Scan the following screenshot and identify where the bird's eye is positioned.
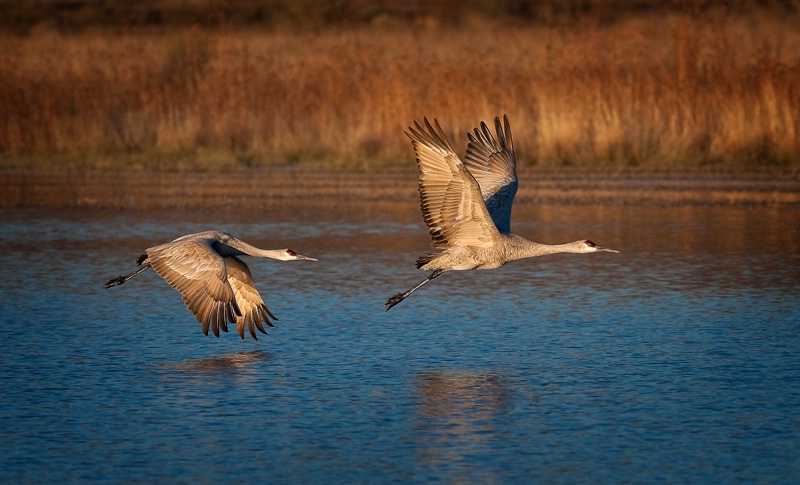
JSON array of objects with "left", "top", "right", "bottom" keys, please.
[
  {"left": 287, "top": 249, "right": 297, "bottom": 256},
  {"left": 585, "top": 240, "right": 596, "bottom": 247}
]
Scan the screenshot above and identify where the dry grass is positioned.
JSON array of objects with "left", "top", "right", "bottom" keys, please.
[{"left": 1, "top": 7, "right": 799, "bottom": 169}]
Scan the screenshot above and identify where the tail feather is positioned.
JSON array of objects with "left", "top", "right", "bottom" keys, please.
[{"left": 415, "top": 253, "right": 437, "bottom": 269}]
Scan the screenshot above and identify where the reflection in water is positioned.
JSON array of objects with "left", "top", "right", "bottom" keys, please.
[
  {"left": 166, "top": 351, "right": 270, "bottom": 384},
  {"left": 414, "top": 370, "right": 512, "bottom": 469}
]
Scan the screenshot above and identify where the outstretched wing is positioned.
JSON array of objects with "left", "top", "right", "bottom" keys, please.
[
  {"left": 406, "top": 117, "right": 500, "bottom": 250},
  {"left": 146, "top": 237, "right": 240, "bottom": 337},
  {"left": 462, "top": 115, "right": 518, "bottom": 234},
  {"left": 224, "top": 256, "right": 277, "bottom": 340}
]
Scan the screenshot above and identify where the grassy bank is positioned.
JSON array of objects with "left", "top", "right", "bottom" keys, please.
[
  {"left": 1, "top": 3, "right": 799, "bottom": 170},
  {"left": 2, "top": 168, "right": 797, "bottom": 210}
]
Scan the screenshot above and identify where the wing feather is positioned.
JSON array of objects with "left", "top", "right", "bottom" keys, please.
[
  {"left": 146, "top": 237, "right": 241, "bottom": 336},
  {"left": 225, "top": 256, "right": 276, "bottom": 341},
  {"left": 406, "top": 117, "right": 499, "bottom": 249},
  {"left": 462, "top": 115, "right": 518, "bottom": 234}
]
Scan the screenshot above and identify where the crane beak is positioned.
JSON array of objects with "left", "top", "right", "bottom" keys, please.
[
  {"left": 295, "top": 254, "right": 318, "bottom": 261},
  {"left": 596, "top": 246, "right": 619, "bottom": 253}
]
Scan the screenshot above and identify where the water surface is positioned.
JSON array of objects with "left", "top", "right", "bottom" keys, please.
[{"left": 1, "top": 202, "right": 798, "bottom": 483}]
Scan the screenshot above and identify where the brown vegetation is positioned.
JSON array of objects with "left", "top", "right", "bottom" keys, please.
[{"left": 1, "top": 2, "right": 799, "bottom": 169}]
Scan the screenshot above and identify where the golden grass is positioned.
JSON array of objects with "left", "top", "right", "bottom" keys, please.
[{"left": 1, "top": 8, "right": 799, "bottom": 169}]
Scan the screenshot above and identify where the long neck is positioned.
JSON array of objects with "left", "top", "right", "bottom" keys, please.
[
  {"left": 505, "top": 235, "right": 585, "bottom": 261},
  {"left": 216, "top": 238, "right": 287, "bottom": 259}
]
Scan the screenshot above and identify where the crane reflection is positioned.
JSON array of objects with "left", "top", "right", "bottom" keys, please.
[{"left": 413, "top": 369, "right": 512, "bottom": 468}]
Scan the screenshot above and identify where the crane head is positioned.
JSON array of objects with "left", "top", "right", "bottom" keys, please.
[
  {"left": 283, "top": 249, "right": 318, "bottom": 261},
  {"left": 583, "top": 240, "right": 619, "bottom": 253}
]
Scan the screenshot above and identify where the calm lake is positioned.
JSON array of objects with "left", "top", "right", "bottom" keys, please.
[{"left": 1, "top": 199, "right": 798, "bottom": 483}]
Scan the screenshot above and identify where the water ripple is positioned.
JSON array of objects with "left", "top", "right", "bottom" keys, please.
[{"left": 0, "top": 205, "right": 798, "bottom": 483}]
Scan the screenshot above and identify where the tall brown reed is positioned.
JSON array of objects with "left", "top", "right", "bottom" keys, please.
[{"left": 1, "top": 10, "right": 798, "bottom": 169}]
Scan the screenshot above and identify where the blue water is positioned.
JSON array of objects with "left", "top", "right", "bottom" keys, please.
[{"left": 1, "top": 204, "right": 798, "bottom": 484}]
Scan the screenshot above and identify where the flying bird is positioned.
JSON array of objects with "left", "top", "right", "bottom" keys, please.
[
  {"left": 385, "top": 115, "right": 618, "bottom": 311},
  {"left": 105, "top": 230, "right": 317, "bottom": 339}
]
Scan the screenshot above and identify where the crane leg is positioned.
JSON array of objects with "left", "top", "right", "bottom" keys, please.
[
  {"left": 385, "top": 269, "right": 444, "bottom": 311},
  {"left": 104, "top": 263, "right": 152, "bottom": 288}
]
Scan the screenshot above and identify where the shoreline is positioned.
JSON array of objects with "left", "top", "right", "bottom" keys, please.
[{"left": 1, "top": 167, "right": 797, "bottom": 210}]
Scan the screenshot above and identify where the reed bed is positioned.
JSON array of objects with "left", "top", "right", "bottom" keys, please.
[{"left": 1, "top": 9, "right": 799, "bottom": 169}]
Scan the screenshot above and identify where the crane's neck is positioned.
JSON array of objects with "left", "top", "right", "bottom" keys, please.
[
  {"left": 215, "top": 240, "right": 287, "bottom": 260},
  {"left": 504, "top": 235, "right": 587, "bottom": 261}
]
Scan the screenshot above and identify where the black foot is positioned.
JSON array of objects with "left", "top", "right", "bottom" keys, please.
[
  {"left": 385, "top": 293, "right": 406, "bottom": 311},
  {"left": 104, "top": 276, "right": 126, "bottom": 288}
]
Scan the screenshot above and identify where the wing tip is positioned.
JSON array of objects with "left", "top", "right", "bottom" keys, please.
[{"left": 405, "top": 116, "right": 455, "bottom": 153}]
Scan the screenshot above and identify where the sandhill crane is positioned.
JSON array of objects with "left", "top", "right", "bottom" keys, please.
[
  {"left": 105, "top": 230, "right": 317, "bottom": 340},
  {"left": 385, "top": 115, "right": 618, "bottom": 311}
]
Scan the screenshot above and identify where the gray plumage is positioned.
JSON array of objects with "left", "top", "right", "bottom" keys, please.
[
  {"left": 105, "top": 230, "right": 317, "bottom": 340},
  {"left": 385, "top": 115, "right": 618, "bottom": 311}
]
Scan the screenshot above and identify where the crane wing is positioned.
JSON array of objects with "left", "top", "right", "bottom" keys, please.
[
  {"left": 406, "top": 117, "right": 500, "bottom": 250},
  {"left": 146, "top": 237, "right": 240, "bottom": 337},
  {"left": 224, "top": 256, "right": 277, "bottom": 340},
  {"left": 462, "top": 115, "right": 518, "bottom": 234}
]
